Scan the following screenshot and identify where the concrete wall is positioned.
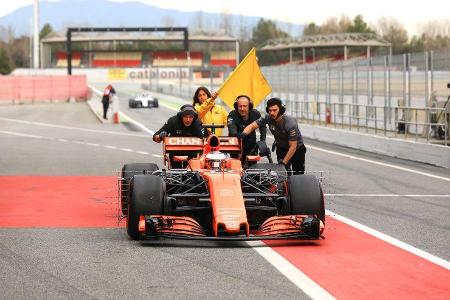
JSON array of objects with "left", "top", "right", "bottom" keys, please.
[{"left": 302, "top": 124, "right": 450, "bottom": 168}]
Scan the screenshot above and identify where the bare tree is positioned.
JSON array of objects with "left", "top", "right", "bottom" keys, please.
[
  {"left": 377, "top": 17, "right": 408, "bottom": 54},
  {"left": 219, "top": 11, "right": 232, "bottom": 35},
  {"left": 190, "top": 11, "right": 205, "bottom": 34},
  {"left": 417, "top": 20, "right": 450, "bottom": 50}
]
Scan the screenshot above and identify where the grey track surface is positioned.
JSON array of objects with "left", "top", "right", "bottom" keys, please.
[
  {"left": 1, "top": 85, "right": 449, "bottom": 298},
  {"left": 0, "top": 101, "right": 310, "bottom": 299},
  {"left": 0, "top": 229, "right": 303, "bottom": 299}
]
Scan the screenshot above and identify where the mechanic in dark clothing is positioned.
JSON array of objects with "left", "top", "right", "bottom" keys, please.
[
  {"left": 227, "top": 95, "right": 267, "bottom": 162},
  {"left": 102, "top": 84, "right": 116, "bottom": 120},
  {"left": 153, "top": 104, "right": 206, "bottom": 168},
  {"left": 153, "top": 104, "right": 206, "bottom": 142},
  {"left": 242, "top": 98, "right": 307, "bottom": 174}
]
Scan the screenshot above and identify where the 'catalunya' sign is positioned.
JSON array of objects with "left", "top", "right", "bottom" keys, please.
[{"left": 108, "top": 68, "right": 188, "bottom": 80}]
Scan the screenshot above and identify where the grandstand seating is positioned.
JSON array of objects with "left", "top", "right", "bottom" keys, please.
[
  {"left": 56, "top": 52, "right": 82, "bottom": 67},
  {"left": 92, "top": 52, "right": 142, "bottom": 67},
  {"left": 152, "top": 51, "right": 203, "bottom": 67},
  {"left": 210, "top": 51, "right": 236, "bottom": 67}
]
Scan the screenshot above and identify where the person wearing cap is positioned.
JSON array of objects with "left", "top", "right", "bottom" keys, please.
[
  {"left": 227, "top": 95, "right": 267, "bottom": 163},
  {"left": 192, "top": 86, "right": 228, "bottom": 136},
  {"left": 153, "top": 104, "right": 206, "bottom": 143},
  {"left": 242, "top": 97, "right": 307, "bottom": 174}
]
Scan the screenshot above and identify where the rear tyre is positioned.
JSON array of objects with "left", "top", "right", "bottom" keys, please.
[
  {"left": 153, "top": 99, "right": 159, "bottom": 108},
  {"left": 127, "top": 175, "right": 165, "bottom": 240},
  {"left": 288, "top": 174, "right": 325, "bottom": 223},
  {"left": 128, "top": 99, "right": 135, "bottom": 108},
  {"left": 121, "top": 163, "right": 159, "bottom": 215}
]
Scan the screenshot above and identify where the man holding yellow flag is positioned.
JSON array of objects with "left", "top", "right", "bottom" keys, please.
[
  {"left": 218, "top": 47, "right": 272, "bottom": 161},
  {"left": 217, "top": 47, "right": 272, "bottom": 110}
]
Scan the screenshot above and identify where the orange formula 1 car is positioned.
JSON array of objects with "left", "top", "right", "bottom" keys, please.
[{"left": 120, "top": 131, "right": 325, "bottom": 241}]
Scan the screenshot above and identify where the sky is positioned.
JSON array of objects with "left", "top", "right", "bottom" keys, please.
[{"left": 1, "top": 0, "right": 449, "bottom": 36}]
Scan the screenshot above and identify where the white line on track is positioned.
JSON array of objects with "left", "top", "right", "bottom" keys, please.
[
  {"left": 104, "top": 145, "right": 117, "bottom": 149},
  {"left": 0, "top": 130, "right": 152, "bottom": 156},
  {"left": 0, "top": 130, "right": 43, "bottom": 139},
  {"left": 326, "top": 193, "right": 450, "bottom": 198},
  {"left": 307, "top": 144, "right": 450, "bottom": 182},
  {"left": 0, "top": 117, "right": 149, "bottom": 137},
  {"left": 326, "top": 209, "right": 450, "bottom": 270},
  {"left": 246, "top": 241, "right": 335, "bottom": 299},
  {"left": 118, "top": 112, "right": 155, "bottom": 135}
]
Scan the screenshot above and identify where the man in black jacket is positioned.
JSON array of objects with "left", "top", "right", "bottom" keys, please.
[
  {"left": 227, "top": 95, "right": 267, "bottom": 162},
  {"left": 242, "top": 97, "right": 307, "bottom": 174},
  {"left": 153, "top": 104, "right": 206, "bottom": 168},
  {"left": 153, "top": 104, "right": 205, "bottom": 142}
]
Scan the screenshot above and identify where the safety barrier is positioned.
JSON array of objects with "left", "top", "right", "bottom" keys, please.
[{"left": 0, "top": 75, "right": 88, "bottom": 103}]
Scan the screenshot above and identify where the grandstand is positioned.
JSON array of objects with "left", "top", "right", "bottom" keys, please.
[
  {"left": 55, "top": 51, "right": 82, "bottom": 67},
  {"left": 152, "top": 51, "right": 203, "bottom": 67},
  {"left": 258, "top": 33, "right": 391, "bottom": 65},
  {"left": 41, "top": 30, "right": 238, "bottom": 69}
]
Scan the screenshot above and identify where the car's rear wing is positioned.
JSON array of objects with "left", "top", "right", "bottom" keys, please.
[{"left": 163, "top": 136, "right": 241, "bottom": 154}]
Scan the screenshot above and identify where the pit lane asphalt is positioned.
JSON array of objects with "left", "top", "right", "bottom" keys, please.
[
  {"left": 0, "top": 102, "right": 311, "bottom": 299},
  {"left": 0, "top": 90, "right": 449, "bottom": 298}
]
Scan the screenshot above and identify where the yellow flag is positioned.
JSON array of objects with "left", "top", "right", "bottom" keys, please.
[{"left": 218, "top": 48, "right": 272, "bottom": 109}]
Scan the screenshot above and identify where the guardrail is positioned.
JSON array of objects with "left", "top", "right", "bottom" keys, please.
[{"left": 291, "top": 101, "right": 448, "bottom": 145}]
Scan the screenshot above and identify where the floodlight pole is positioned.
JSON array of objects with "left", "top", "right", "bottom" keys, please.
[{"left": 33, "top": 0, "right": 40, "bottom": 69}]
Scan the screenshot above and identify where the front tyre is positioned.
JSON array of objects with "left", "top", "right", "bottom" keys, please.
[
  {"left": 121, "top": 163, "right": 159, "bottom": 215},
  {"left": 288, "top": 174, "right": 325, "bottom": 223},
  {"left": 127, "top": 175, "right": 165, "bottom": 240}
]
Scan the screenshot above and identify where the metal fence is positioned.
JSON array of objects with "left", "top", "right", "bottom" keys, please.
[{"left": 144, "top": 50, "right": 450, "bottom": 146}]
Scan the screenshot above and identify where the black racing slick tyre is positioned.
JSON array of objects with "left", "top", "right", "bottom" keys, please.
[
  {"left": 120, "top": 163, "right": 159, "bottom": 215},
  {"left": 288, "top": 174, "right": 325, "bottom": 223},
  {"left": 127, "top": 175, "right": 165, "bottom": 240},
  {"left": 153, "top": 99, "right": 159, "bottom": 108}
]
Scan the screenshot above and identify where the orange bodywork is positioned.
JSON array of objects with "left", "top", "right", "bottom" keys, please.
[
  {"left": 137, "top": 135, "right": 323, "bottom": 240},
  {"left": 201, "top": 172, "right": 249, "bottom": 236}
]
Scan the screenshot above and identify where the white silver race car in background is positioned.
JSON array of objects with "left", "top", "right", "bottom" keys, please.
[{"left": 129, "top": 93, "right": 159, "bottom": 108}]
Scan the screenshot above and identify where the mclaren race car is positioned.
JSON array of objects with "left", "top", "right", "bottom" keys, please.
[
  {"left": 128, "top": 92, "right": 159, "bottom": 108},
  {"left": 120, "top": 126, "right": 325, "bottom": 241}
]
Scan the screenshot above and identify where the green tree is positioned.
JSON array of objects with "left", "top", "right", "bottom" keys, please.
[
  {"left": 0, "top": 46, "right": 11, "bottom": 74},
  {"left": 39, "top": 23, "right": 53, "bottom": 40},
  {"left": 406, "top": 35, "right": 425, "bottom": 52},
  {"left": 347, "top": 15, "right": 375, "bottom": 34},
  {"left": 251, "top": 19, "right": 290, "bottom": 65},
  {"left": 303, "top": 22, "right": 321, "bottom": 36},
  {"left": 251, "top": 19, "right": 289, "bottom": 46}
]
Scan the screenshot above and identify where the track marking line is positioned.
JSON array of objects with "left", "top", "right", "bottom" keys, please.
[
  {"left": 326, "top": 193, "right": 450, "bottom": 198},
  {"left": 326, "top": 210, "right": 450, "bottom": 270},
  {"left": 246, "top": 241, "right": 335, "bottom": 299},
  {"left": 136, "top": 151, "right": 150, "bottom": 155},
  {"left": 308, "top": 144, "right": 450, "bottom": 182},
  {"left": 118, "top": 112, "right": 154, "bottom": 135},
  {"left": 0, "top": 130, "right": 157, "bottom": 157},
  {"left": 0, "top": 130, "right": 43, "bottom": 139},
  {"left": 0, "top": 117, "right": 148, "bottom": 137}
]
